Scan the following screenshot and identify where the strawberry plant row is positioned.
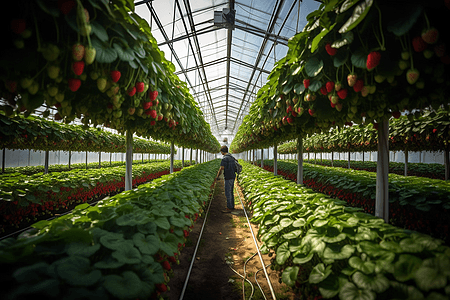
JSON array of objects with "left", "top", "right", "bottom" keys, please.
[
  {"left": 0, "top": 114, "right": 171, "bottom": 154},
  {"left": 302, "top": 159, "right": 445, "bottom": 180},
  {"left": 262, "top": 160, "right": 450, "bottom": 243},
  {"left": 277, "top": 110, "right": 450, "bottom": 156},
  {"left": 1, "top": 159, "right": 174, "bottom": 176},
  {"left": 0, "top": 161, "right": 186, "bottom": 234},
  {"left": 238, "top": 161, "right": 450, "bottom": 300},
  {"left": 0, "top": 160, "right": 219, "bottom": 299}
]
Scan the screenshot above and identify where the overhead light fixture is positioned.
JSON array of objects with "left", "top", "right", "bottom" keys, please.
[{"left": 214, "top": 8, "right": 235, "bottom": 29}]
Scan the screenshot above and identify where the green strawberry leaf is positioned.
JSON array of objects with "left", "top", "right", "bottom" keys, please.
[
  {"left": 309, "top": 263, "right": 332, "bottom": 284},
  {"left": 281, "top": 266, "right": 300, "bottom": 287},
  {"left": 339, "top": 0, "right": 374, "bottom": 33},
  {"left": 352, "top": 272, "right": 389, "bottom": 293},
  {"left": 305, "top": 57, "right": 324, "bottom": 77},
  {"left": 103, "top": 271, "right": 142, "bottom": 299},
  {"left": 339, "top": 282, "right": 376, "bottom": 300}
]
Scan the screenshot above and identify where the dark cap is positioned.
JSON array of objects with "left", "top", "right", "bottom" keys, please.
[{"left": 220, "top": 145, "right": 228, "bottom": 153}]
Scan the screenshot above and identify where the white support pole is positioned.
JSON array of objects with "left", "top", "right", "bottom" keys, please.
[
  {"left": 348, "top": 151, "right": 351, "bottom": 169},
  {"left": 68, "top": 150, "right": 72, "bottom": 170},
  {"left": 331, "top": 151, "right": 334, "bottom": 167},
  {"left": 99, "top": 151, "right": 102, "bottom": 168},
  {"left": 182, "top": 147, "right": 185, "bottom": 168},
  {"left": 125, "top": 130, "right": 133, "bottom": 191},
  {"left": 44, "top": 150, "right": 49, "bottom": 174},
  {"left": 261, "top": 148, "right": 264, "bottom": 168},
  {"left": 1, "top": 148, "right": 4, "bottom": 173},
  {"left": 170, "top": 142, "right": 174, "bottom": 173},
  {"left": 190, "top": 148, "right": 193, "bottom": 165},
  {"left": 85, "top": 151, "right": 88, "bottom": 169},
  {"left": 195, "top": 149, "right": 198, "bottom": 164},
  {"left": 297, "top": 138, "right": 303, "bottom": 185},
  {"left": 375, "top": 119, "right": 389, "bottom": 223},
  {"left": 273, "top": 145, "right": 277, "bottom": 176},
  {"left": 404, "top": 150, "right": 408, "bottom": 176}
]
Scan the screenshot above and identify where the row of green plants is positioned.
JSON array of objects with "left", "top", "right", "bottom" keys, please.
[
  {"left": 1, "top": 0, "right": 220, "bottom": 153},
  {"left": 1, "top": 159, "right": 172, "bottom": 176},
  {"left": 261, "top": 159, "right": 450, "bottom": 243},
  {"left": 238, "top": 161, "right": 450, "bottom": 300},
  {"left": 0, "top": 160, "right": 190, "bottom": 234},
  {"left": 302, "top": 159, "right": 445, "bottom": 180},
  {"left": 0, "top": 114, "right": 171, "bottom": 153},
  {"left": 0, "top": 159, "right": 219, "bottom": 299},
  {"left": 275, "top": 109, "right": 450, "bottom": 155}
]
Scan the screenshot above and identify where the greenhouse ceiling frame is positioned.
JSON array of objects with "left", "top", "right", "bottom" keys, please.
[{"left": 136, "top": 0, "right": 319, "bottom": 138}]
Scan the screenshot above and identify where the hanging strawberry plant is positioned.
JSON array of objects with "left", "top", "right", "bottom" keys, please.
[{"left": 0, "top": 0, "right": 219, "bottom": 153}]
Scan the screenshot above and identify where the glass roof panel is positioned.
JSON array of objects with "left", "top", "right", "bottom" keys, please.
[{"left": 135, "top": 0, "right": 320, "bottom": 140}]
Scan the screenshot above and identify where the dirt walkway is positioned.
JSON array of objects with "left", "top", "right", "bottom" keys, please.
[{"left": 166, "top": 176, "right": 296, "bottom": 300}]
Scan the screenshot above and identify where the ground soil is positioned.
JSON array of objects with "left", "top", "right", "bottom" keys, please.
[{"left": 166, "top": 176, "right": 297, "bottom": 300}]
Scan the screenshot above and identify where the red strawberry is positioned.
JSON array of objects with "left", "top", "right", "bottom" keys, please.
[
  {"left": 366, "top": 51, "right": 381, "bottom": 70},
  {"left": 11, "top": 19, "right": 26, "bottom": 35},
  {"left": 169, "top": 256, "right": 177, "bottom": 263},
  {"left": 127, "top": 86, "right": 136, "bottom": 97},
  {"left": 158, "top": 114, "right": 163, "bottom": 121},
  {"left": 303, "top": 79, "right": 310, "bottom": 89},
  {"left": 347, "top": 74, "right": 357, "bottom": 87},
  {"left": 136, "top": 82, "right": 145, "bottom": 93},
  {"left": 326, "top": 81, "right": 335, "bottom": 93},
  {"left": 72, "top": 43, "right": 85, "bottom": 61},
  {"left": 58, "top": 0, "right": 75, "bottom": 15},
  {"left": 72, "top": 61, "right": 85, "bottom": 76},
  {"left": 353, "top": 79, "right": 364, "bottom": 92},
  {"left": 162, "top": 260, "right": 171, "bottom": 271},
  {"left": 68, "top": 78, "right": 81, "bottom": 92},
  {"left": 392, "top": 111, "right": 401, "bottom": 119},
  {"left": 308, "top": 108, "right": 315, "bottom": 116},
  {"left": 143, "top": 101, "right": 152, "bottom": 110},
  {"left": 337, "top": 88, "right": 348, "bottom": 99},
  {"left": 149, "top": 90, "right": 158, "bottom": 101},
  {"left": 325, "top": 43, "right": 337, "bottom": 56},
  {"left": 412, "top": 36, "right": 427, "bottom": 52},
  {"left": 320, "top": 86, "right": 327, "bottom": 95},
  {"left": 156, "top": 283, "right": 167, "bottom": 293},
  {"left": 421, "top": 27, "right": 439, "bottom": 44},
  {"left": 110, "top": 70, "right": 121, "bottom": 83}
]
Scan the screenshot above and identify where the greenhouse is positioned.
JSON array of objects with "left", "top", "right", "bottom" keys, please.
[{"left": 1, "top": 0, "right": 450, "bottom": 299}]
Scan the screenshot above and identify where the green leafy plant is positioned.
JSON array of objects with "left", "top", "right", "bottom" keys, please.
[
  {"left": 238, "top": 161, "right": 450, "bottom": 300},
  {"left": 0, "top": 159, "right": 220, "bottom": 299}
]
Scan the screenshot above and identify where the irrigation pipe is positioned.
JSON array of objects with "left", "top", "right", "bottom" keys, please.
[
  {"left": 228, "top": 260, "right": 256, "bottom": 300},
  {"left": 178, "top": 177, "right": 217, "bottom": 300},
  {"left": 255, "top": 263, "right": 272, "bottom": 300},
  {"left": 243, "top": 252, "right": 258, "bottom": 299},
  {"left": 235, "top": 180, "right": 277, "bottom": 300}
]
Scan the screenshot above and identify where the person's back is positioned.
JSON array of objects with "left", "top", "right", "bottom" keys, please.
[
  {"left": 221, "top": 153, "right": 236, "bottom": 180},
  {"left": 217, "top": 146, "right": 236, "bottom": 212}
]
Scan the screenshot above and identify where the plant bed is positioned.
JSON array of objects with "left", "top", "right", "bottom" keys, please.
[
  {"left": 302, "top": 159, "right": 445, "bottom": 180},
  {"left": 239, "top": 161, "right": 450, "bottom": 300},
  {"left": 261, "top": 160, "right": 450, "bottom": 244},
  {"left": 0, "top": 158, "right": 173, "bottom": 176},
  {"left": 0, "top": 160, "right": 218, "bottom": 300},
  {"left": 0, "top": 161, "right": 188, "bottom": 236}
]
